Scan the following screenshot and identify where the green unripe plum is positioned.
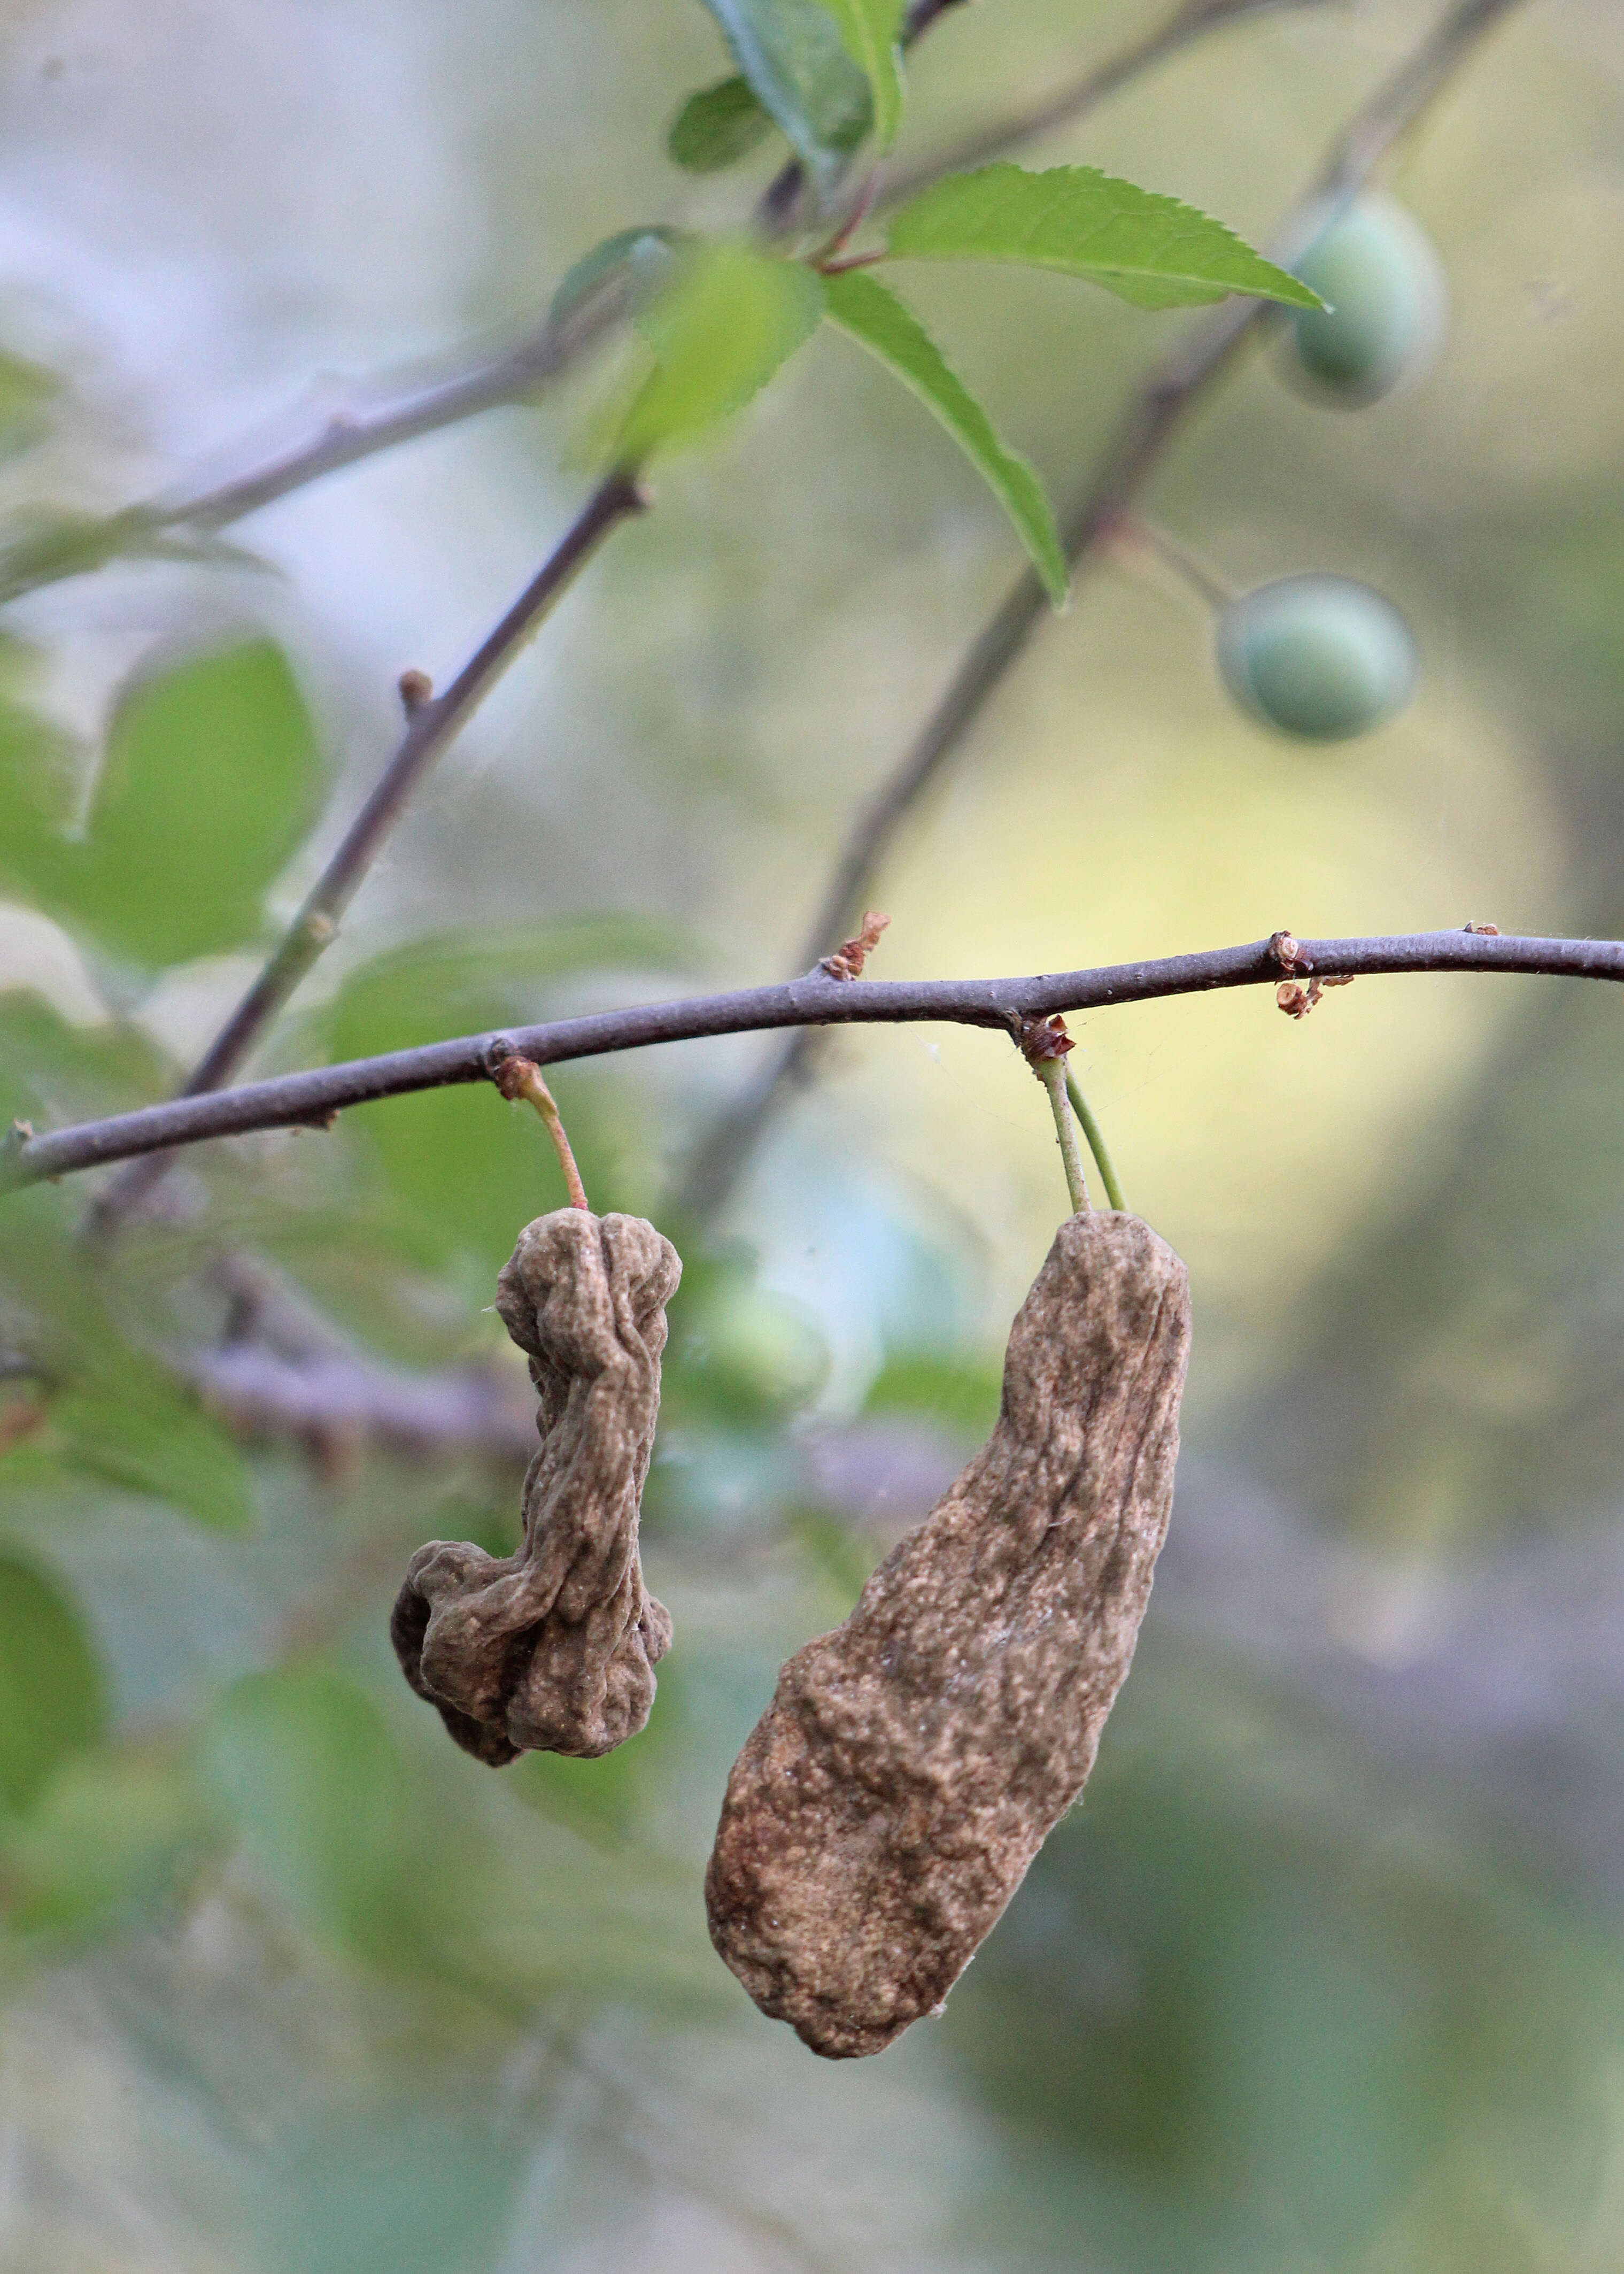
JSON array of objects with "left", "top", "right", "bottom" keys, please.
[
  {"left": 1285, "top": 195, "right": 1446, "bottom": 406},
  {"left": 1217, "top": 577, "right": 1417, "bottom": 742},
  {"left": 691, "top": 1283, "right": 830, "bottom": 1416}
]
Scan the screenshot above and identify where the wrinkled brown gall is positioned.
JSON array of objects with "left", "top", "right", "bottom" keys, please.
[
  {"left": 391, "top": 1209, "right": 679, "bottom": 1763},
  {"left": 705, "top": 1210, "right": 1190, "bottom": 2059}
]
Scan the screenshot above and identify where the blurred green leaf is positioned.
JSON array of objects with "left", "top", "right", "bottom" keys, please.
[
  {"left": 548, "top": 225, "right": 686, "bottom": 328},
  {"left": 667, "top": 75, "right": 775, "bottom": 172},
  {"left": 0, "top": 636, "right": 327, "bottom": 971},
  {"left": 0, "top": 656, "right": 84, "bottom": 917},
  {"left": 52, "top": 1381, "right": 256, "bottom": 1533},
  {"left": 0, "top": 1181, "right": 256, "bottom": 1532},
  {"left": 0, "top": 351, "right": 60, "bottom": 462},
  {"left": 823, "top": 268, "right": 1068, "bottom": 602},
  {"left": 820, "top": 0, "right": 903, "bottom": 151},
  {"left": 698, "top": 0, "right": 871, "bottom": 179},
  {"left": 0, "top": 1554, "right": 106, "bottom": 1813},
  {"left": 863, "top": 1347, "right": 1002, "bottom": 1439},
  {"left": 312, "top": 916, "right": 693, "bottom": 1067},
  {"left": 0, "top": 1371, "right": 257, "bottom": 1535},
  {"left": 614, "top": 240, "right": 826, "bottom": 462},
  {"left": 884, "top": 163, "right": 1325, "bottom": 310},
  {"left": 0, "top": 990, "right": 169, "bottom": 1135},
  {"left": 671, "top": 1271, "right": 830, "bottom": 1421},
  {"left": 82, "top": 638, "right": 327, "bottom": 967},
  {"left": 786, "top": 1504, "right": 884, "bottom": 1598},
  {"left": 0, "top": 507, "right": 146, "bottom": 604},
  {"left": 203, "top": 1665, "right": 420, "bottom": 1953},
  {"left": 4, "top": 1746, "right": 217, "bottom": 1938}
]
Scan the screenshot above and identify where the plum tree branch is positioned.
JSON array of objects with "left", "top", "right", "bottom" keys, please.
[
  {"left": 6, "top": 929, "right": 1620, "bottom": 1192},
  {"left": 80, "top": 0, "right": 1357, "bottom": 1241},
  {"left": 675, "top": 0, "right": 1526, "bottom": 1217},
  {"left": 0, "top": 0, "right": 1321, "bottom": 608},
  {"left": 84, "top": 467, "right": 647, "bottom": 1237}
]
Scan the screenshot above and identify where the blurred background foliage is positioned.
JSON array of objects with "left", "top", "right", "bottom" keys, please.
[{"left": 1, "top": 0, "right": 1623, "bottom": 2266}]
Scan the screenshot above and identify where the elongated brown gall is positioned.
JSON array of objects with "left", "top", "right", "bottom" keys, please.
[
  {"left": 705, "top": 1210, "right": 1190, "bottom": 2057},
  {"left": 391, "top": 1209, "right": 679, "bottom": 1762}
]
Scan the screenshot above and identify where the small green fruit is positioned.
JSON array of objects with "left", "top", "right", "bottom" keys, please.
[
  {"left": 1286, "top": 196, "right": 1445, "bottom": 406},
  {"left": 691, "top": 1283, "right": 830, "bottom": 1416},
  {"left": 1217, "top": 577, "right": 1417, "bottom": 742}
]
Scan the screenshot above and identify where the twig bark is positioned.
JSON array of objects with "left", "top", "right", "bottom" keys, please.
[
  {"left": 189, "top": 1339, "right": 536, "bottom": 1463},
  {"left": 675, "top": 0, "right": 1526, "bottom": 1217},
  {"left": 6, "top": 927, "right": 1618, "bottom": 1191},
  {"left": 84, "top": 467, "right": 647, "bottom": 1239}
]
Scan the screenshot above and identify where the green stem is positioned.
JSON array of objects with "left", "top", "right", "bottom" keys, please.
[
  {"left": 1037, "top": 1057, "right": 1089, "bottom": 1214},
  {"left": 1064, "top": 1066, "right": 1126, "bottom": 1213}
]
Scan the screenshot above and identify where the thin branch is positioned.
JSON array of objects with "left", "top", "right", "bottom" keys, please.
[
  {"left": 676, "top": 0, "right": 1526, "bottom": 1216},
  {"left": 189, "top": 1339, "right": 536, "bottom": 1463},
  {"left": 0, "top": 286, "right": 634, "bottom": 607},
  {"left": 6, "top": 928, "right": 1619, "bottom": 1192},
  {"left": 0, "top": 0, "right": 1321, "bottom": 607},
  {"left": 85, "top": 468, "right": 647, "bottom": 1238}
]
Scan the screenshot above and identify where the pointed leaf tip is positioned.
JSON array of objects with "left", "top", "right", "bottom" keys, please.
[{"left": 884, "top": 163, "right": 1324, "bottom": 311}]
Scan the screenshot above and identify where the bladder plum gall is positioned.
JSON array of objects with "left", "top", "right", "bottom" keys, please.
[
  {"left": 1217, "top": 575, "right": 1417, "bottom": 743},
  {"left": 706, "top": 1212, "right": 1190, "bottom": 2060},
  {"left": 1285, "top": 195, "right": 1446, "bottom": 407}
]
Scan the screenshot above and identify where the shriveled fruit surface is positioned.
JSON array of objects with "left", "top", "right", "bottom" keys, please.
[
  {"left": 391, "top": 1209, "right": 679, "bottom": 1763},
  {"left": 706, "top": 1211, "right": 1190, "bottom": 2058}
]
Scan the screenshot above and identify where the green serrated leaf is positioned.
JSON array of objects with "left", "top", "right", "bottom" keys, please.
[
  {"left": 818, "top": 0, "right": 904, "bottom": 150},
  {"left": 668, "top": 75, "right": 775, "bottom": 172},
  {"left": 823, "top": 268, "right": 1068, "bottom": 603},
  {"left": 0, "top": 1554, "right": 106, "bottom": 1813},
  {"left": 613, "top": 241, "right": 825, "bottom": 463},
  {"left": 699, "top": 0, "right": 872, "bottom": 179},
  {"left": 883, "top": 163, "right": 1325, "bottom": 311}
]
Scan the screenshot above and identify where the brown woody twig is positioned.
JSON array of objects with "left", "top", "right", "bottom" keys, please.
[{"left": 5, "top": 926, "right": 1617, "bottom": 1193}]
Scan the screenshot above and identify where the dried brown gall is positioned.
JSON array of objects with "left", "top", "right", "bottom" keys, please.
[
  {"left": 705, "top": 1210, "right": 1190, "bottom": 2060},
  {"left": 391, "top": 1209, "right": 679, "bottom": 1763}
]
